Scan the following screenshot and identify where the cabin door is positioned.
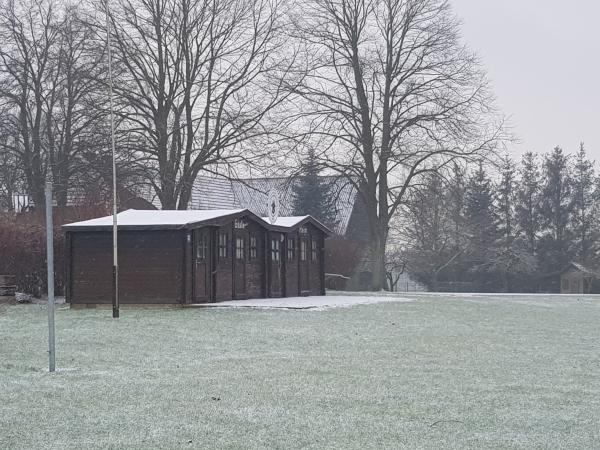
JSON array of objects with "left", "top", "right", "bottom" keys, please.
[
  {"left": 193, "top": 229, "right": 212, "bottom": 302},
  {"left": 299, "top": 236, "right": 310, "bottom": 295},
  {"left": 233, "top": 231, "right": 247, "bottom": 299},
  {"left": 269, "top": 233, "right": 284, "bottom": 297}
]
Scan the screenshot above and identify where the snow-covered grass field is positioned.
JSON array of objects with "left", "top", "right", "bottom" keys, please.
[{"left": 2, "top": 293, "right": 600, "bottom": 449}]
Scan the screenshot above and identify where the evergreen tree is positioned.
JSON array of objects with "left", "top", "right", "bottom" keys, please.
[
  {"left": 292, "top": 149, "right": 337, "bottom": 227},
  {"left": 593, "top": 174, "right": 600, "bottom": 263},
  {"left": 491, "top": 155, "right": 536, "bottom": 291},
  {"left": 538, "top": 147, "right": 575, "bottom": 275},
  {"left": 447, "top": 163, "right": 468, "bottom": 254},
  {"left": 571, "top": 143, "right": 597, "bottom": 264},
  {"left": 516, "top": 152, "right": 542, "bottom": 255},
  {"left": 464, "top": 163, "right": 499, "bottom": 287},
  {"left": 496, "top": 156, "right": 516, "bottom": 243}
]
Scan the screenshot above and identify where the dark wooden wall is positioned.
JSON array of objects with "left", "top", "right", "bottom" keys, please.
[{"left": 69, "top": 230, "right": 185, "bottom": 304}]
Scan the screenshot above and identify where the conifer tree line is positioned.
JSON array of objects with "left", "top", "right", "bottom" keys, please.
[{"left": 397, "top": 145, "right": 600, "bottom": 292}]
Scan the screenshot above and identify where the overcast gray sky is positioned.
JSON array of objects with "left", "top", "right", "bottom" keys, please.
[{"left": 451, "top": 0, "right": 600, "bottom": 160}]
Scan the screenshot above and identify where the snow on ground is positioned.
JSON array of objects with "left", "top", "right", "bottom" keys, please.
[
  {"left": 201, "top": 293, "right": 414, "bottom": 310},
  {"left": 202, "top": 290, "right": 600, "bottom": 310},
  {"left": 2, "top": 294, "right": 600, "bottom": 449}
]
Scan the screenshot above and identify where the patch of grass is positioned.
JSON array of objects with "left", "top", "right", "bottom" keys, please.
[{"left": 1, "top": 295, "right": 600, "bottom": 449}]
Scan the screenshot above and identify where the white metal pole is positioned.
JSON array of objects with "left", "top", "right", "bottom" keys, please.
[
  {"left": 45, "top": 182, "right": 56, "bottom": 372},
  {"left": 106, "top": 0, "right": 119, "bottom": 318}
]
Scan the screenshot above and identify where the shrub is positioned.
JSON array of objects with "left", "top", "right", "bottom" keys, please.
[{"left": 0, "top": 206, "right": 107, "bottom": 297}]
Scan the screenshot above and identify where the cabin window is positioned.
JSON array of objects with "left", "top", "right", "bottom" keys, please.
[
  {"left": 249, "top": 236, "right": 257, "bottom": 259},
  {"left": 196, "top": 234, "right": 208, "bottom": 260},
  {"left": 287, "top": 238, "right": 295, "bottom": 261},
  {"left": 561, "top": 278, "right": 569, "bottom": 291},
  {"left": 271, "top": 238, "right": 280, "bottom": 262},
  {"left": 218, "top": 232, "right": 229, "bottom": 259},
  {"left": 235, "top": 236, "right": 245, "bottom": 260},
  {"left": 311, "top": 239, "right": 318, "bottom": 261},
  {"left": 300, "top": 239, "right": 307, "bottom": 261}
]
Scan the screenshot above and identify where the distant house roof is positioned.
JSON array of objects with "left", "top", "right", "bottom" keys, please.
[
  {"left": 184, "top": 175, "right": 358, "bottom": 235},
  {"left": 562, "top": 262, "right": 600, "bottom": 278}
]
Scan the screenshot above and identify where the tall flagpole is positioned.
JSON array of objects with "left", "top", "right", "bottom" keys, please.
[{"left": 106, "top": 0, "right": 119, "bottom": 318}]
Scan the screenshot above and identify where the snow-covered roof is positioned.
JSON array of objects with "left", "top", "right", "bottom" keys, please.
[
  {"left": 64, "top": 209, "right": 245, "bottom": 228},
  {"left": 64, "top": 209, "right": 331, "bottom": 234},
  {"left": 262, "top": 216, "right": 310, "bottom": 227}
]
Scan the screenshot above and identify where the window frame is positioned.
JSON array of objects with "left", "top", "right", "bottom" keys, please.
[
  {"left": 271, "top": 237, "right": 280, "bottom": 262},
  {"left": 218, "top": 232, "right": 229, "bottom": 259},
  {"left": 235, "top": 235, "right": 245, "bottom": 260},
  {"left": 300, "top": 239, "right": 307, "bottom": 261},
  {"left": 311, "top": 239, "right": 318, "bottom": 261},
  {"left": 287, "top": 237, "right": 295, "bottom": 261},
  {"left": 249, "top": 235, "right": 257, "bottom": 259},
  {"left": 196, "top": 233, "right": 208, "bottom": 260}
]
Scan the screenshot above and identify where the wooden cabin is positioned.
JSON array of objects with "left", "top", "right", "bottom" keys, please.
[
  {"left": 560, "top": 262, "right": 600, "bottom": 294},
  {"left": 264, "top": 217, "right": 329, "bottom": 298},
  {"left": 63, "top": 209, "right": 330, "bottom": 306}
]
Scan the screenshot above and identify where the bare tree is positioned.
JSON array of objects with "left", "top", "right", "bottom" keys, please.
[
  {"left": 290, "top": 0, "right": 503, "bottom": 289},
  {"left": 0, "top": 101, "right": 21, "bottom": 209},
  {"left": 0, "top": 0, "right": 109, "bottom": 207},
  {"left": 105, "top": 0, "right": 294, "bottom": 209},
  {"left": 45, "top": 6, "right": 109, "bottom": 206},
  {"left": 0, "top": 0, "right": 59, "bottom": 207},
  {"left": 396, "top": 172, "right": 465, "bottom": 290}
]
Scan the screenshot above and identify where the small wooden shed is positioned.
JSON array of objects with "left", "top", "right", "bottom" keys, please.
[
  {"left": 63, "top": 209, "right": 330, "bottom": 306},
  {"left": 265, "top": 216, "right": 329, "bottom": 298},
  {"left": 560, "top": 262, "right": 600, "bottom": 294}
]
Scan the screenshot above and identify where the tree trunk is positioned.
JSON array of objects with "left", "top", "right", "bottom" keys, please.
[
  {"left": 502, "top": 268, "right": 510, "bottom": 293},
  {"left": 177, "top": 168, "right": 196, "bottom": 210},
  {"left": 431, "top": 272, "right": 439, "bottom": 292},
  {"left": 369, "top": 231, "right": 387, "bottom": 291}
]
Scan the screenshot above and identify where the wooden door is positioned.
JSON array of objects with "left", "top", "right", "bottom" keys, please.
[
  {"left": 285, "top": 234, "right": 299, "bottom": 297},
  {"left": 299, "top": 236, "right": 310, "bottom": 295},
  {"left": 269, "top": 233, "right": 284, "bottom": 297},
  {"left": 233, "top": 231, "right": 247, "bottom": 299},
  {"left": 193, "top": 229, "right": 212, "bottom": 302}
]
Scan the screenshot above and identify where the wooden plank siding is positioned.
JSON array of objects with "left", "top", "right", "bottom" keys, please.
[{"left": 70, "top": 230, "right": 184, "bottom": 304}]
